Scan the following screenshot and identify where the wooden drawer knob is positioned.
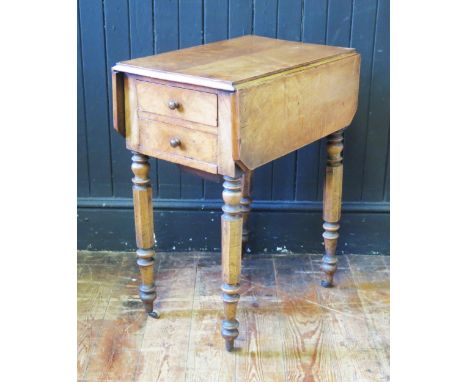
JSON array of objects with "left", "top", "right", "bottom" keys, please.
[
  {"left": 169, "top": 137, "right": 181, "bottom": 148},
  {"left": 168, "top": 100, "right": 180, "bottom": 110}
]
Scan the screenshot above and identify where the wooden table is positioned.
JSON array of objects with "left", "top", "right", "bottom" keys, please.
[{"left": 112, "top": 35, "right": 360, "bottom": 351}]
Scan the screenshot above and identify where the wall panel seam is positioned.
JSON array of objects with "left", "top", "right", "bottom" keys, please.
[
  {"left": 78, "top": 6, "right": 91, "bottom": 196},
  {"left": 359, "top": 0, "right": 380, "bottom": 200},
  {"left": 102, "top": 0, "right": 115, "bottom": 196}
]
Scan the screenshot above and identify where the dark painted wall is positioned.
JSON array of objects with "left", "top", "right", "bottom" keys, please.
[{"left": 78, "top": 0, "right": 389, "bottom": 254}]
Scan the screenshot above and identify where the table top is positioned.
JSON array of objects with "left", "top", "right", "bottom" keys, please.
[{"left": 114, "top": 35, "right": 355, "bottom": 90}]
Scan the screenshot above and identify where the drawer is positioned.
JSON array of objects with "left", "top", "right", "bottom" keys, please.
[
  {"left": 138, "top": 119, "right": 217, "bottom": 165},
  {"left": 136, "top": 80, "right": 218, "bottom": 127}
]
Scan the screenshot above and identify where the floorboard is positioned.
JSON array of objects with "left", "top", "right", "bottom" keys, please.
[{"left": 77, "top": 251, "right": 390, "bottom": 381}]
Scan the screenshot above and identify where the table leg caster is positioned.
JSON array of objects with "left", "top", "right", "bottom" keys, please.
[
  {"left": 320, "top": 251, "right": 338, "bottom": 288},
  {"left": 148, "top": 310, "right": 160, "bottom": 319},
  {"left": 225, "top": 339, "right": 234, "bottom": 352}
]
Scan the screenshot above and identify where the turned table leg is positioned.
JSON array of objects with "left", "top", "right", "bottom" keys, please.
[
  {"left": 221, "top": 173, "right": 243, "bottom": 351},
  {"left": 131, "top": 152, "right": 159, "bottom": 318},
  {"left": 321, "top": 130, "right": 344, "bottom": 288},
  {"left": 240, "top": 170, "right": 253, "bottom": 255}
]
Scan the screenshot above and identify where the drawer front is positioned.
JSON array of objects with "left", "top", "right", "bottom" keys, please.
[
  {"left": 138, "top": 119, "right": 217, "bottom": 165},
  {"left": 136, "top": 80, "right": 218, "bottom": 127}
]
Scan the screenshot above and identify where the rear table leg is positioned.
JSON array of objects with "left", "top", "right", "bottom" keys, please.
[
  {"left": 240, "top": 170, "right": 253, "bottom": 256},
  {"left": 321, "top": 130, "right": 344, "bottom": 288}
]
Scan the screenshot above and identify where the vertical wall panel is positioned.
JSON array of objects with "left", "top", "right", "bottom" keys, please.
[
  {"left": 179, "top": 0, "right": 202, "bottom": 48},
  {"left": 295, "top": 0, "right": 328, "bottom": 201},
  {"left": 77, "top": 16, "right": 90, "bottom": 197},
  {"left": 362, "top": 0, "right": 390, "bottom": 200},
  {"left": 316, "top": 0, "right": 354, "bottom": 201},
  {"left": 251, "top": 0, "right": 278, "bottom": 200},
  {"left": 78, "top": 0, "right": 113, "bottom": 196},
  {"left": 129, "top": 0, "right": 158, "bottom": 195},
  {"left": 129, "top": 0, "right": 154, "bottom": 58},
  {"left": 303, "top": 0, "right": 328, "bottom": 43},
  {"left": 229, "top": 0, "right": 253, "bottom": 38},
  {"left": 154, "top": 0, "right": 181, "bottom": 198},
  {"left": 154, "top": 0, "right": 179, "bottom": 52},
  {"left": 179, "top": 0, "right": 204, "bottom": 199},
  {"left": 384, "top": 147, "right": 390, "bottom": 201},
  {"left": 104, "top": 0, "right": 132, "bottom": 197},
  {"left": 272, "top": 0, "right": 303, "bottom": 200},
  {"left": 343, "top": 0, "right": 378, "bottom": 201},
  {"left": 253, "top": 0, "right": 278, "bottom": 38},
  {"left": 204, "top": 0, "right": 228, "bottom": 43},
  {"left": 78, "top": 0, "right": 389, "bottom": 207},
  {"left": 203, "top": 0, "right": 228, "bottom": 199},
  {"left": 327, "top": 0, "right": 353, "bottom": 46}
]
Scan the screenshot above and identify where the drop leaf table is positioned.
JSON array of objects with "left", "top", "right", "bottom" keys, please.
[{"left": 111, "top": 35, "right": 360, "bottom": 351}]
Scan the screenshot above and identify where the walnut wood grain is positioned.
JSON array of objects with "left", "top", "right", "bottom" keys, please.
[
  {"left": 112, "top": 71, "right": 125, "bottom": 136},
  {"left": 236, "top": 54, "right": 360, "bottom": 170},
  {"left": 131, "top": 152, "right": 159, "bottom": 318},
  {"left": 217, "top": 91, "right": 239, "bottom": 177},
  {"left": 135, "top": 80, "right": 218, "bottom": 126},
  {"left": 113, "top": 36, "right": 360, "bottom": 178},
  {"left": 114, "top": 35, "right": 355, "bottom": 90},
  {"left": 321, "top": 130, "right": 345, "bottom": 288},
  {"left": 221, "top": 173, "right": 243, "bottom": 351},
  {"left": 123, "top": 74, "right": 220, "bottom": 175},
  {"left": 109, "top": 36, "right": 362, "bottom": 354},
  {"left": 138, "top": 119, "right": 217, "bottom": 166}
]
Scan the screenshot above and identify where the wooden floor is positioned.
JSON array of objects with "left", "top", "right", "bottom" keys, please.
[{"left": 78, "top": 251, "right": 389, "bottom": 382}]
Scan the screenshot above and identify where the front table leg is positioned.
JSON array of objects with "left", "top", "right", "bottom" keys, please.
[
  {"left": 221, "top": 173, "right": 243, "bottom": 351},
  {"left": 321, "top": 129, "right": 344, "bottom": 288},
  {"left": 131, "top": 152, "right": 159, "bottom": 318}
]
